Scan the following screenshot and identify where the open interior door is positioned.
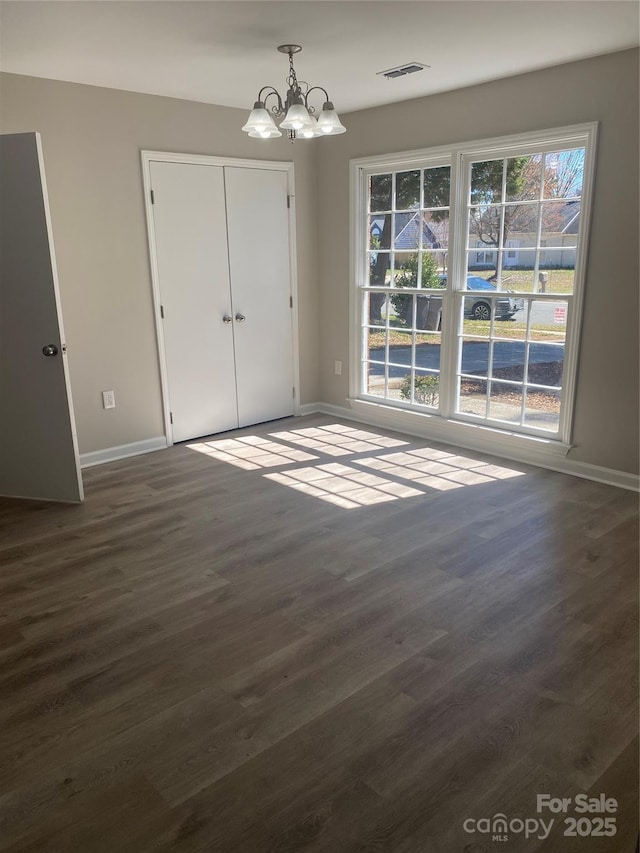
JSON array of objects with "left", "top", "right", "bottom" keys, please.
[{"left": 0, "top": 132, "right": 83, "bottom": 502}]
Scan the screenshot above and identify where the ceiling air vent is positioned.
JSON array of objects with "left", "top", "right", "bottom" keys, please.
[{"left": 378, "top": 62, "right": 429, "bottom": 80}]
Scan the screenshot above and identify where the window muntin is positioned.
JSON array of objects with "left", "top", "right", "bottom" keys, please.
[{"left": 356, "top": 129, "right": 594, "bottom": 444}]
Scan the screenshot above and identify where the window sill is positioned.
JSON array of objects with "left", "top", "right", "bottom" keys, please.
[{"left": 347, "top": 397, "right": 572, "bottom": 463}]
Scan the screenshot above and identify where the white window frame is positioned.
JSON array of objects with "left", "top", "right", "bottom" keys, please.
[{"left": 349, "top": 123, "right": 598, "bottom": 456}]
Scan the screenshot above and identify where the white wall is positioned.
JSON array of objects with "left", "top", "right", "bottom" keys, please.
[{"left": 0, "top": 73, "right": 320, "bottom": 453}]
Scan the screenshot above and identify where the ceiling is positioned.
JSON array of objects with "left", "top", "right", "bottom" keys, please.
[{"left": 1, "top": 1, "right": 638, "bottom": 114}]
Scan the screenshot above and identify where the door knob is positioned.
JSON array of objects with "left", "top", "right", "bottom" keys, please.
[
  {"left": 42, "top": 344, "right": 59, "bottom": 357},
  {"left": 222, "top": 315, "right": 233, "bottom": 324},
  {"left": 235, "top": 313, "right": 246, "bottom": 322}
]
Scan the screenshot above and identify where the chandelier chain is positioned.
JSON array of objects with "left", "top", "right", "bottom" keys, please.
[{"left": 287, "top": 51, "right": 298, "bottom": 91}]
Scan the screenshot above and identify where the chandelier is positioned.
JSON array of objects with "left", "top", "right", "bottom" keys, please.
[{"left": 242, "top": 45, "right": 346, "bottom": 141}]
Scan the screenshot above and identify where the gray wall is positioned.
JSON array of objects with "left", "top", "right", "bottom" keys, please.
[
  {"left": 317, "top": 48, "right": 639, "bottom": 474},
  {"left": 0, "top": 73, "right": 320, "bottom": 453},
  {"left": 1, "top": 48, "right": 638, "bottom": 475}
]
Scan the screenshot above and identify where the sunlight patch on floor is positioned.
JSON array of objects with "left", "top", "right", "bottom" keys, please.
[
  {"left": 264, "top": 462, "right": 423, "bottom": 509},
  {"left": 187, "top": 436, "right": 317, "bottom": 470},
  {"left": 270, "top": 424, "right": 407, "bottom": 457},
  {"left": 187, "top": 422, "right": 525, "bottom": 509},
  {"left": 357, "top": 448, "right": 525, "bottom": 489}
]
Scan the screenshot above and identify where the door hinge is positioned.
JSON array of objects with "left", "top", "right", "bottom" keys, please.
[
  {"left": 289, "top": 295, "right": 293, "bottom": 309},
  {"left": 150, "top": 189, "right": 155, "bottom": 204},
  {"left": 170, "top": 411, "right": 173, "bottom": 424},
  {"left": 292, "top": 386, "right": 296, "bottom": 399},
  {"left": 160, "top": 305, "right": 164, "bottom": 319},
  {"left": 287, "top": 195, "right": 291, "bottom": 209}
]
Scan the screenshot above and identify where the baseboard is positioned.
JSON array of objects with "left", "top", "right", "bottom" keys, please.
[
  {"left": 80, "top": 436, "right": 167, "bottom": 468},
  {"left": 296, "top": 402, "right": 639, "bottom": 492}
]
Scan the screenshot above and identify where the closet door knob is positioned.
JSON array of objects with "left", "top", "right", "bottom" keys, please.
[
  {"left": 235, "top": 313, "right": 246, "bottom": 322},
  {"left": 222, "top": 315, "right": 233, "bottom": 324}
]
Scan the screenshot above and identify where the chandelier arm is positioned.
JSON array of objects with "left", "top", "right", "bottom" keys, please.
[
  {"left": 305, "top": 86, "right": 330, "bottom": 106},
  {"left": 258, "top": 86, "right": 284, "bottom": 114}
]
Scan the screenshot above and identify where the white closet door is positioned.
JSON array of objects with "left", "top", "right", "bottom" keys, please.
[
  {"left": 150, "top": 161, "right": 238, "bottom": 442},
  {"left": 224, "top": 167, "right": 294, "bottom": 428}
]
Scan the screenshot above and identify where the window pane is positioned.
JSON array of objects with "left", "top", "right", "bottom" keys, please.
[
  {"left": 387, "top": 330, "right": 412, "bottom": 366},
  {"left": 468, "top": 205, "right": 501, "bottom": 251},
  {"left": 420, "top": 253, "right": 446, "bottom": 288},
  {"left": 416, "top": 294, "right": 443, "bottom": 330},
  {"left": 458, "top": 378, "right": 487, "bottom": 417},
  {"left": 463, "top": 288, "right": 494, "bottom": 321},
  {"left": 489, "top": 382, "right": 523, "bottom": 424},
  {"left": 529, "top": 299, "right": 567, "bottom": 344},
  {"left": 543, "top": 149, "right": 585, "bottom": 199},
  {"left": 541, "top": 200, "right": 578, "bottom": 237},
  {"left": 370, "top": 214, "right": 391, "bottom": 249},
  {"left": 368, "top": 252, "right": 390, "bottom": 286},
  {"left": 365, "top": 363, "right": 386, "bottom": 397},
  {"left": 366, "top": 327, "right": 386, "bottom": 361},
  {"left": 394, "top": 212, "right": 419, "bottom": 250},
  {"left": 393, "top": 253, "right": 419, "bottom": 287},
  {"left": 365, "top": 291, "right": 387, "bottom": 327},
  {"left": 424, "top": 166, "right": 451, "bottom": 208},
  {"left": 524, "top": 389, "right": 561, "bottom": 432},
  {"left": 492, "top": 340, "right": 525, "bottom": 382},
  {"left": 466, "top": 256, "right": 495, "bottom": 282},
  {"left": 425, "top": 250, "right": 449, "bottom": 278},
  {"left": 389, "top": 291, "right": 412, "bottom": 327},
  {"left": 410, "top": 369, "right": 440, "bottom": 408},
  {"left": 493, "top": 300, "right": 529, "bottom": 340},
  {"left": 415, "top": 332, "right": 441, "bottom": 371},
  {"left": 423, "top": 211, "right": 449, "bottom": 249},
  {"left": 369, "top": 174, "right": 392, "bottom": 212},
  {"left": 505, "top": 154, "right": 542, "bottom": 202},
  {"left": 471, "top": 159, "right": 503, "bottom": 204},
  {"left": 541, "top": 257, "right": 576, "bottom": 295},
  {"left": 501, "top": 253, "right": 536, "bottom": 293},
  {"left": 505, "top": 201, "right": 539, "bottom": 237},
  {"left": 395, "top": 170, "right": 420, "bottom": 210},
  {"left": 528, "top": 344, "right": 564, "bottom": 388},
  {"left": 461, "top": 337, "right": 489, "bottom": 376}
]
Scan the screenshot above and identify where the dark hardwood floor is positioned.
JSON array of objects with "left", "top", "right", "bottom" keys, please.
[{"left": 0, "top": 415, "right": 637, "bottom": 852}]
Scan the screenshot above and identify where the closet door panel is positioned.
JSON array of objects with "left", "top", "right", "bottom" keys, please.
[
  {"left": 225, "top": 167, "right": 294, "bottom": 428},
  {"left": 150, "top": 161, "right": 238, "bottom": 442}
]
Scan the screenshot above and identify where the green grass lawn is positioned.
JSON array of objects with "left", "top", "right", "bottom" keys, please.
[
  {"left": 381, "top": 268, "right": 575, "bottom": 295},
  {"left": 368, "top": 321, "right": 564, "bottom": 348}
]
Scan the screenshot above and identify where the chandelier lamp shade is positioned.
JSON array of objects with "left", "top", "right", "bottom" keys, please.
[{"left": 242, "top": 45, "right": 346, "bottom": 141}]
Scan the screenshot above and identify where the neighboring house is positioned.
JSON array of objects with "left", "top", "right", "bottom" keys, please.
[
  {"left": 370, "top": 211, "right": 449, "bottom": 270},
  {"left": 371, "top": 201, "right": 579, "bottom": 270},
  {"left": 472, "top": 199, "right": 580, "bottom": 269}
]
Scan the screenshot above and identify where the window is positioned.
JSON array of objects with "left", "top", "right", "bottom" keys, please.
[
  {"left": 365, "top": 164, "right": 450, "bottom": 408},
  {"left": 353, "top": 125, "right": 596, "bottom": 445},
  {"left": 506, "top": 240, "right": 518, "bottom": 261}
]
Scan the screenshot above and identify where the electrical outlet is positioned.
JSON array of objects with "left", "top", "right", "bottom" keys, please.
[
  {"left": 334, "top": 360, "right": 342, "bottom": 375},
  {"left": 102, "top": 390, "right": 116, "bottom": 409}
]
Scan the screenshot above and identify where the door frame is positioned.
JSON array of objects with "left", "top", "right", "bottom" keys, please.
[{"left": 141, "top": 150, "right": 300, "bottom": 446}]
